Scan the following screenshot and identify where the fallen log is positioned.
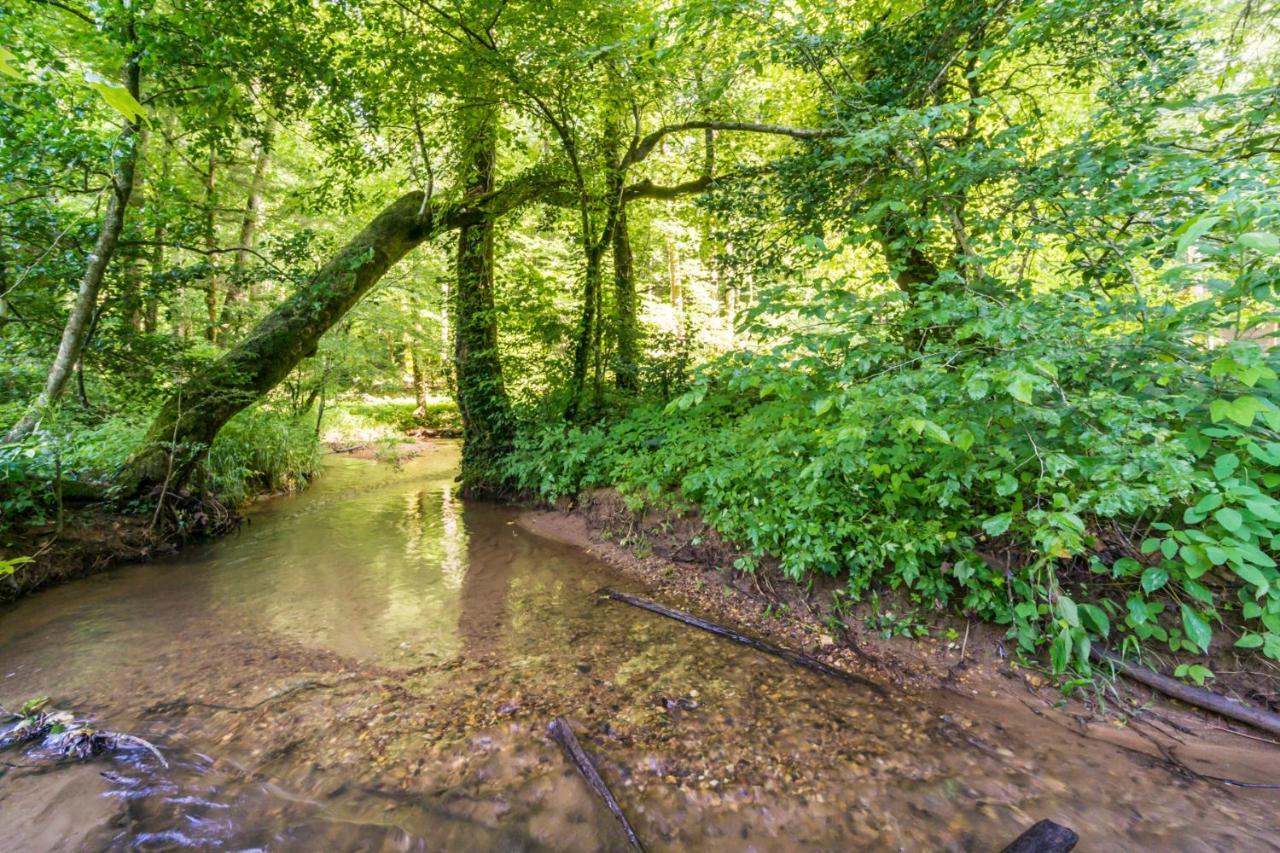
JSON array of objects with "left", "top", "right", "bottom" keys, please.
[
  {"left": 602, "top": 589, "right": 885, "bottom": 696},
  {"left": 547, "top": 717, "right": 643, "bottom": 851},
  {"left": 1091, "top": 647, "right": 1280, "bottom": 738},
  {"left": 1000, "top": 819, "right": 1078, "bottom": 853}
]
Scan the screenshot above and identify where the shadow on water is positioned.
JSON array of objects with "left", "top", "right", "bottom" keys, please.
[{"left": 1, "top": 442, "right": 1277, "bottom": 851}]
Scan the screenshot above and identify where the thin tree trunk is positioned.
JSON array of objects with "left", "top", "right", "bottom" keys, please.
[
  {"left": 203, "top": 149, "right": 220, "bottom": 343},
  {"left": 4, "top": 51, "right": 143, "bottom": 443},
  {"left": 566, "top": 246, "right": 603, "bottom": 420},
  {"left": 453, "top": 112, "right": 513, "bottom": 488},
  {"left": 411, "top": 348, "right": 428, "bottom": 417},
  {"left": 612, "top": 204, "right": 638, "bottom": 391},
  {"left": 144, "top": 136, "right": 171, "bottom": 334},
  {"left": 120, "top": 128, "right": 148, "bottom": 332},
  {"left": 219, "top": 120, "right": 274, "bottom": 337},
  {"left": 0, "top": 212, "right": 10, "bottom": 337},
  {"left": 665, "top": 236, "right": 683, "bottom": 341}
]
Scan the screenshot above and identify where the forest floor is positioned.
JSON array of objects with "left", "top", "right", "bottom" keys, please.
[{"left": 518, "top": 488, "right": 1280, "bottom": 786}]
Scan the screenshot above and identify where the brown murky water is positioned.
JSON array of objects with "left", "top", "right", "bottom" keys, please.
[{"left": 2, "top": 444, "right": 1277, "bottom": 851}]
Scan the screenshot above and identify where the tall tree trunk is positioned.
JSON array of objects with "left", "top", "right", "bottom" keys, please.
[
  {"left": 566, "top": 246, "right": 604, "bottom": 420},
  {"left": 120, "top": 127, "right": 148, "bottom": 333},
  {"left": 612, "top": 204, "right": 638, "bottom": 391},
  {"left": 4, "top": 52, "right": 143, "bottom": 443},
  {"left": 665, "top": 235, "right": 684, "bottom": 341},
  {"left": 453, "top": 114, "right": 513, "bottom": 489},
  {"left": 219, "top": 120, "right": 274, "bottom": 338},
  {"left": 203, "top": 149, "right": 220, "bottom": 343},
  {"left": 411, "top": 348, "right": 428, "bottom": 418},
  {"left": 144, "top": 136, "right": 171, "bottom": 334},
  {"left": 0, "top": 212, "right": 10, "bottom": 338}
]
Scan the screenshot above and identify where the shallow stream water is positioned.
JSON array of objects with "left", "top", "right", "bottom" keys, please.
[{"left": 1, "top": 444, "right": 1277, "bottom": 851}]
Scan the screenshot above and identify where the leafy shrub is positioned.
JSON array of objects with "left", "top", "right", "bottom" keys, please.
[
  {"left": 504, "top": 285, "right": 1280, "bottom": 676},
  {"left": 207, "top": 406, "right": 320, "bottom": 503}
]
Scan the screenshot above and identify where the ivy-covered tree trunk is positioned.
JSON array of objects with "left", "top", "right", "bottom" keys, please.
[
  {"left": 118, "top": 190, "right": 437, "bottom": 493},
  {"left": 453, "top": 116, "right": 513, "bottom": 491},
  {"left": 4, "top": 54, "right": 143, "bottom": 444},
  {"left": 565, "top": 245, "right": 604, "bottom": 420},
  {"left": 612, "top": 203, "right": 638, "bottom": 391}
]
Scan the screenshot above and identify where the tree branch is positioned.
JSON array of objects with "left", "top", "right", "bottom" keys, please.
[{"left": 626, "top": 120, "right": 835, "bottom": 167}]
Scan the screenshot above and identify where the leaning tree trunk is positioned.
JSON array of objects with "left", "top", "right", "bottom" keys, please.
[
  {"left": 4, "top": 55, "right": 143, "bottom": 444},
  {"left": 118, "top": 191, "right": 436, "bottom": 493},
  {"left": 453, "top": 115, "right": 514, "bottom": 491},
  {"left": 117, "top": 164, "right": 561, "bottom": 496},
  {"left": 612, "top": 204, "right": 639, "bottom": 391}
]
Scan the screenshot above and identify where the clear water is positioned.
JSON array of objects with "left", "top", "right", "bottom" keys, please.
[{"left": 1, "top": 445, "right": 1276, "bottom": 851}]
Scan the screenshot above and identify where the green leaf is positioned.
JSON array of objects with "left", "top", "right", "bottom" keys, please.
[
  {"left": 1050, "top": 627, "right": 1072, "bottom": 673},
  {"left": 85, "top": 71, "right": 147, "bottom": 122},
  {"left": 954, "top": 428, "right": 975, "bottom": 452},
  {"left": 1212, "top": 453, "right": 1238, "bottom": 480},
  {"left": 1232, "top": 563, "right": 1270, "bottom": 593},
  {"left": 1141, "top": 566, "right": 1169, "bottom": 593},
  {"left": 1175, "top": 214, "right": 1220, "bottom": 258},
  {"left": 1234, "top": 634, "right": 1263, "bottom": 649},
  {"left": 1228, "top": 395, "right": 1264, "bottom": 427},
  {"left": 0, "top": 46, "right": 24, "bottom": 80},
  {"left": 1057, "top": 595, "right": 1079, "bottom": 627},
  {"left": 1214, "top": 507, "right": 1243, "bottom": 532},
  {"left": 982, "top": 513, "right": 1012, "bottom": 536},
  {"left": 1006, "top": 374, "right": 1035, "bottom": 404},
  {"left": 1079, "top": 603, "right": 1110, "bottom": 638},
  {"left": 1239, "top": 231, "right": 1280, "bottom": 255},
  {"left": 1180, "top": 605, "right": 1212, "bottom": 653},
  {"left": 812, "top": 396, "right": 834, "bottom": 416}
]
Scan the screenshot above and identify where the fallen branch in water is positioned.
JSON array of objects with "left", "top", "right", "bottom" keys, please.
[
  {"left": 1091, "top": 647, "right": 1280, "bottom": 738},
  {"left": 1, "top": 698, "right": 168, "bottom": 768},
  {"left": 547, "top": 717, "right": 643, "bottom": 851},
  {"left": 602, "top": 589, "right": 886, "bottom": 696},
  {"left": 1000, "top": 819, "right": 1078, "bottom": 853}
]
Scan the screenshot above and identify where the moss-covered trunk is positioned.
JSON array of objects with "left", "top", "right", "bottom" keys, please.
[
  {"left": 612, "top": 203, "right": 638, "bottom": 392},
  {"left": 118, "top": 190, "right": 435, "bottom": 493},
  {"left": 453, "top": 116, "right": 513, "bottom": 490}
]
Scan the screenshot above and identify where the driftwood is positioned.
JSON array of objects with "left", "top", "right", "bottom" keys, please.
[
  {"left": 547, "top": 717, "right": 643, "bottom": 851},
  {"left": 1000, "top": 819, "right": 1078, "bottom": 853},
  {"left": 602, "top": 589, "right": 886, "bottom": 696},
  {"left": 1091, "top": 647, "right": 1280, "bottom": 738}
]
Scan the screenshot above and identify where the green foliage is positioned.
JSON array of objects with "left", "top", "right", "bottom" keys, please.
[{"left": 206, "top": 406, "right": 320, "bottom": 504}]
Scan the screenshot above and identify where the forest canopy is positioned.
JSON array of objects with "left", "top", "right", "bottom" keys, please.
[{"left": 2, "top": 0, "right": 1279, "bottom": 681}]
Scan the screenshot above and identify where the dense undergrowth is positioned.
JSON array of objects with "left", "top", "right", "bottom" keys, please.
[{"left": 505, "top": 284, "right": 1280, "bottom": 679}]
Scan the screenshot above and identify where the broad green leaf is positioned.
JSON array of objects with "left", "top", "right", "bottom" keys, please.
[
  {"left": 1141, "top": 566, "right": 1169, "bottom": 593},
  {"left": 1175, "top": 214, "right": 1220, "bottom": 258},
  {"left": 1234, "top": 634, "right": 1263, "bottom": 649},
  {"left": 85, "top": 71, "right": 147, "bottom": 122},
  {"left": 1006, "top": 374, "right": 1034, "bottom": 404},
  {"left": 1239, "top": 231, "right": 1280, "bottom": 255},
  {"left": 1233, "top": 563, "right": 1270, "bottom": 593},
  {"left": 1213, "top": 507, "right": 1243, "bottom": 532},
  {"left": 1180, "top": 605, "right": 1212, "bottom": 653},
  {"left": 0, "top": 46, "right": 23, "bottom": 80}
]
